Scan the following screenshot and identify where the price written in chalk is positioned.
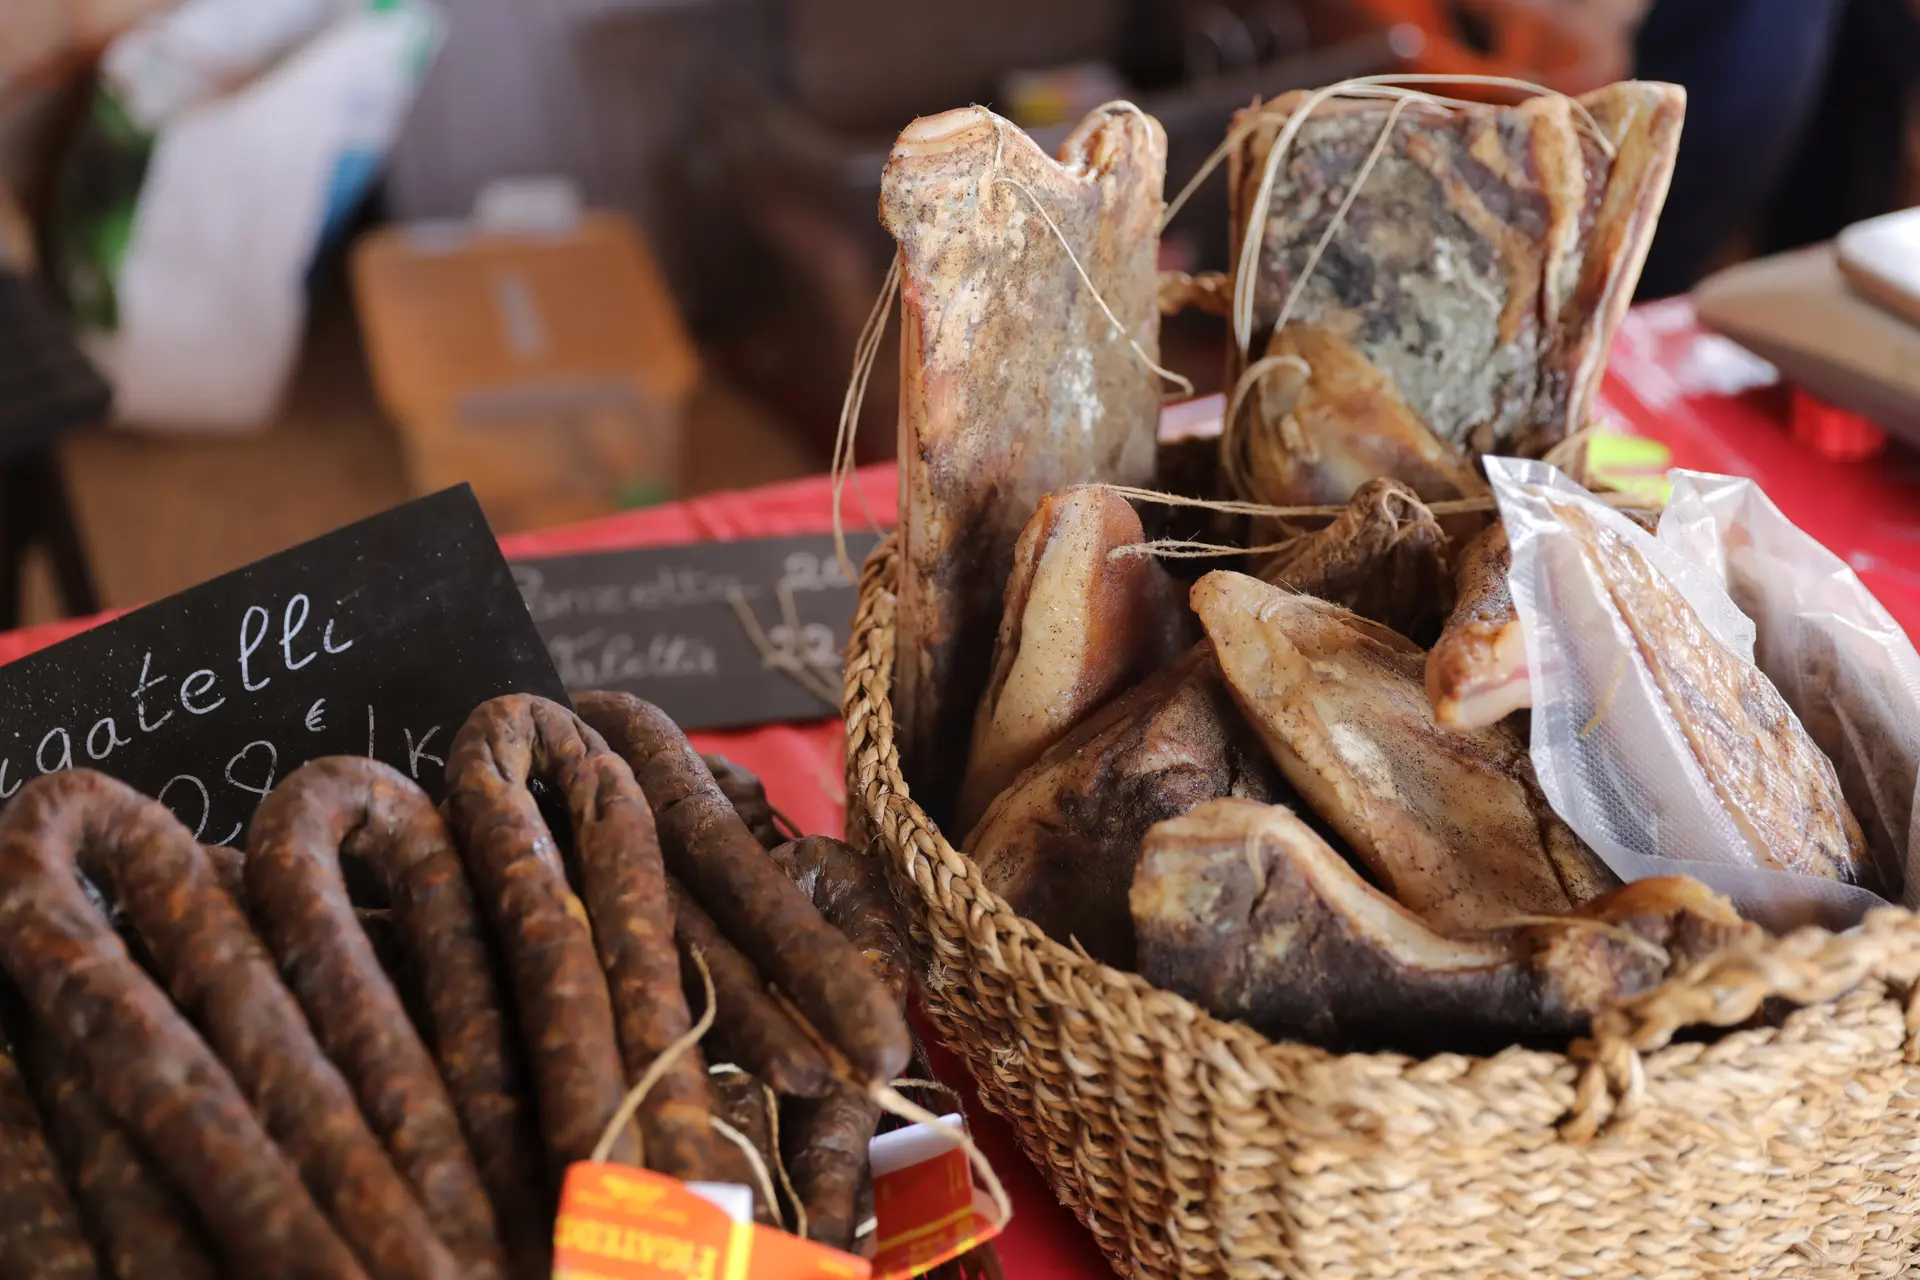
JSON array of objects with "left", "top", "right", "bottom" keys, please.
[
  {"left": 0, "top": 486, "right": 566, "bottom": 843},
  {"left": 511, "top": 532, "right": 883, "bottom": 732}
]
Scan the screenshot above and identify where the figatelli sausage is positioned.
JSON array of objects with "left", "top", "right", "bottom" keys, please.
[
  {"left": 769, "top": 837, "right": 915, "bottom": 1256},
  {"left": 708, "top": 1070, "right": 782, "bottom": 1228},
  {"left": 771, "top": 837, "right": 914, "bottom": 1007},
  {"left": 0, "top": 1031, "right": 98, "bottom": 1280},
  {"left": 246, "top": 759, "right": 517, "bottom": 1280},
  {"left": 781, "top": 1086, "right": 882, "bottom": 1253},
  {"left": 446, "top": 695, "right": 715, "bottom": 1181},
  {"left": 577, "top": 692, "right": 912, "bottom": 1086},
  {"left": 667, "top": 878, "right": 834, "bottom": 1099},
  {"left": 702, "top": 755, "right": 786, "bottom": 851},
  {"left": 8, "top": 1008, "right": 218, "bottom": 1280},
  {"left": 0, "top": 772, "right": 367, "bottom": 1280}
]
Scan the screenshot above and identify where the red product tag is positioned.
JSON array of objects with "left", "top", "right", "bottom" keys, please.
[{"left": 867, "top": 1113, "right": 1008, "bottom": 1279}]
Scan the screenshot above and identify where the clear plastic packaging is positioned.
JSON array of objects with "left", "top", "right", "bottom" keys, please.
[
  {"left": 1486, "top": 457, "right": 1889, "bottom": 931},
  {"left": 1658, "top": 469, "right": 1920, "bottom": 910}
]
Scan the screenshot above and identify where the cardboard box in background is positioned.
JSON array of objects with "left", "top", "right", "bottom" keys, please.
[{"left": 352, "top": 209, "right": 699, "bottom": 534}]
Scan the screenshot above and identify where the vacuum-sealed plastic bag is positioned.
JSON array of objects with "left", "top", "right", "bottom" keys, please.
[
  {"left": 1487, "top": 457, "right": 1887, "bottom": 931},
  {"left": 1659, "top": 469, "right": 1920, "bottom": 908}
]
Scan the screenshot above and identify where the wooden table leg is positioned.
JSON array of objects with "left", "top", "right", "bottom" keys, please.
[
  {"left": 0, "top": 448, "right": 100, "bottom": 627},
  {"left": 31, "top": 448, "right": 100, "bottom": 619}
]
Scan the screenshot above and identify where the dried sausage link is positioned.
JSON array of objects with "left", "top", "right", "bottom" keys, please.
[
  {"left": 708, "top": 1071, "right": 781, "bottom": 1228},
  {"left": 578, "top": 692, "right": 911, "bottom": 1086},
  {"left": 702, "top": 755, "right": 785, "bottom": 851},
  {"left": 0, "top": 771, "right": 366, "bottom": 1280},
  {"left": 781, "top": 1086, "right": 881, "bottom": 1253},
  {"left": 446, "top": 695, "right": 714, "bottom": 1181},
  {"left": 0, "top": 1031, "right": 98, "bottom": 1280},
  {"left": 247, "top": 758, "right": 520, "bottom": 1280},
  {"left": 8, "top": 1003, "right": 217, "bottom": 1280},
  {"left": 772, "top": 837, "right": 913, "bottom": 1008},
  {"left": 668, "top": 879, "right": 833, "bottom": 1099}
]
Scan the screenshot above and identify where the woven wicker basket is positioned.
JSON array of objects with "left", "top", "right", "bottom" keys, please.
[{"left": 843, "top": 535, "right": 1920, "bottom": 1279}]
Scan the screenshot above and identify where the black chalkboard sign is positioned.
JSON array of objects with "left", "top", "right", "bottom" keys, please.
[
  {"left": 510, "top": 532, "right": 883, "bottom": 731},
  {"left": 0, "top": 485, "right": 566, "bottom": 844}
]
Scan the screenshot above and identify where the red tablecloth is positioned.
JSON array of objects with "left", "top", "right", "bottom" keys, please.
[{"left": 9, "top": 299, "right": 1920, "bottom": 1278}]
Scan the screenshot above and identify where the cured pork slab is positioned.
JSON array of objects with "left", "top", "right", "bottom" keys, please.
[
  {"left": 963, "top": 647, "right": 1283, "bottom": 968},
  {"left": 1228, "top": 82, "right": 1684, "bottom": 503},
  {"left": 1256, "top": 476, "right": 1453, "bottom": 643},
  {"left": 1548, "top": 498, "right": 1874, "bottom": 889},
  {"left": 1193, "top": 571, "right": 1616, "bottom": 933},
  {"left": 1426, "top": 521, "right": 1528, "bottom": 728},
  {"left": 883, "top": 105, "right": 1166, "bottom": 820},
  {"left": 1133, "top": 798, "right": 1750, "bottom": 1051},
  {"left": 955, "top": 486, "right": 1192, "bottom": 836}
]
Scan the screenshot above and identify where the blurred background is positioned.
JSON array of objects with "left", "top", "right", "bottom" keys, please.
[{"left": 0, "top": 0, "right": 1916, "bottom": 625}]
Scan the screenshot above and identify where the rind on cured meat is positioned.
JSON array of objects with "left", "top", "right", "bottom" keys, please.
[
  {"left": 955, "top": 485, "right": 1193, "bottom": 836},
  {"left": 1227, "top": 81, "right": 1684, "bottom": 500},
  {"left": 884, "top": 103, "right": 1167, "bottom": 821}
]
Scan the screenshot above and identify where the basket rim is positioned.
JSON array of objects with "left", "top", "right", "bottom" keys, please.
[{"left": 841, "top": 531, "right": 1920, "bottom": 1128}]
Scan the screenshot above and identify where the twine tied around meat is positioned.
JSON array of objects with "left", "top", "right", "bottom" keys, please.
[
  {"left": 1096, "top": 472, "right": 1655, "bottom": 565},
  {"left": 593, "top": 950, "right": 720, "bottom": 1166},
  {"left": 593, "top": 952, "right": 1013, "bottom": 1243},
  {"left": 829, "top": 100, "right": 1201, "bottom": 581},
  {"left": 709, "top": 1063, "right": 808, "bottom": 1239},
  {"left": 1159, "top": 73, "right": 1621, "bottom": 504},
  {"left": 704, "top": 1063, "right": 790, "bottom": 1236}
]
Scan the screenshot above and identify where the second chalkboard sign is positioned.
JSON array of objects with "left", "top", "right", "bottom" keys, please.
[{"left": 510, "top": 532, "right": 883, "bottom": 731}]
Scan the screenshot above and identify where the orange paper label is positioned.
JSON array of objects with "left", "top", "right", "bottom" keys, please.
[{"left": 554, "top": 1164, "right": 870, "bottom": 1280}]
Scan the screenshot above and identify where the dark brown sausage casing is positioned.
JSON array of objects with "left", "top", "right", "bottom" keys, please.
[
  {"left": 782, "top": 1085, "right": 882, "bottom": 1254},
  {"left": 446, "top": 695, "right": 714, "bottom": 1181},
  {"left": 772, "top": 836, "right": 914, "bottom": 1007},
  {"left": 668, "top": 878, "right": 834, "bottom": 1099},
  {"left": 0, "top": 771, "right": 368, "bottom": 1280},
  {"left": 702, "top": 755, "right": 786, "bottom": 851},
  {"left": 0, "top": 1031, "right": 98, "bottom": 1280},
  {"left": 577, "top": 692, "right": 911, "bottom": 1086},
  {"left": 246, "top": 758, "right": 516, "bottom": 1280},
  {"left": 8, "top": 1004, "right": 217, "bottom": 1280}
]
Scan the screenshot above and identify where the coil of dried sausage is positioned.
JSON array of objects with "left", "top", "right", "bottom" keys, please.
[
  {"left": 576, "top": 692, "right": 911, "bottom": 1087},
  {"left": 0, "top": 1025, "right": 98, "bottom": 1280},
  {"left": 0, "top": 771, "right": 369, "bottom": 1280},
  {"left": 668, "top": 878, "right": 834, "bottom": 1099},
  {"left": 446, "top": 695, "right": 714, "bottom": 1182},
  {"left": 246, "top": 758, "right": 521, "bottom": 1280},
  {"left": 5, "top": 999, "right": 217, "bottom": 1280}
]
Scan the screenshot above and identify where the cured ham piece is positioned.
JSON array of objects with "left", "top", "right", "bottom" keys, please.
[
  {"left": 1192, "top": 571, "right": 1616, "bottom": 934},
  {"left": 1257, "top": 476, "right": 1453, "bottom": 644},
  {"left": 1426, "top": 521, "right": 1528, "bottom": 728},
  {"left": 955, "top": 486, "right": 1192, "bottom": 836},
  {"left": 1228, "top": 81, "right": 1684, "bottom": 505},
  {"left": 883, "top": 104, "right": 1166, "bottom": 821},
  {"left": 963, "top": 647, "right": 1283, "bottom": 968},
  {"left": 1132, "top": 798, "right": 1751, "bottom": 1051}
]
